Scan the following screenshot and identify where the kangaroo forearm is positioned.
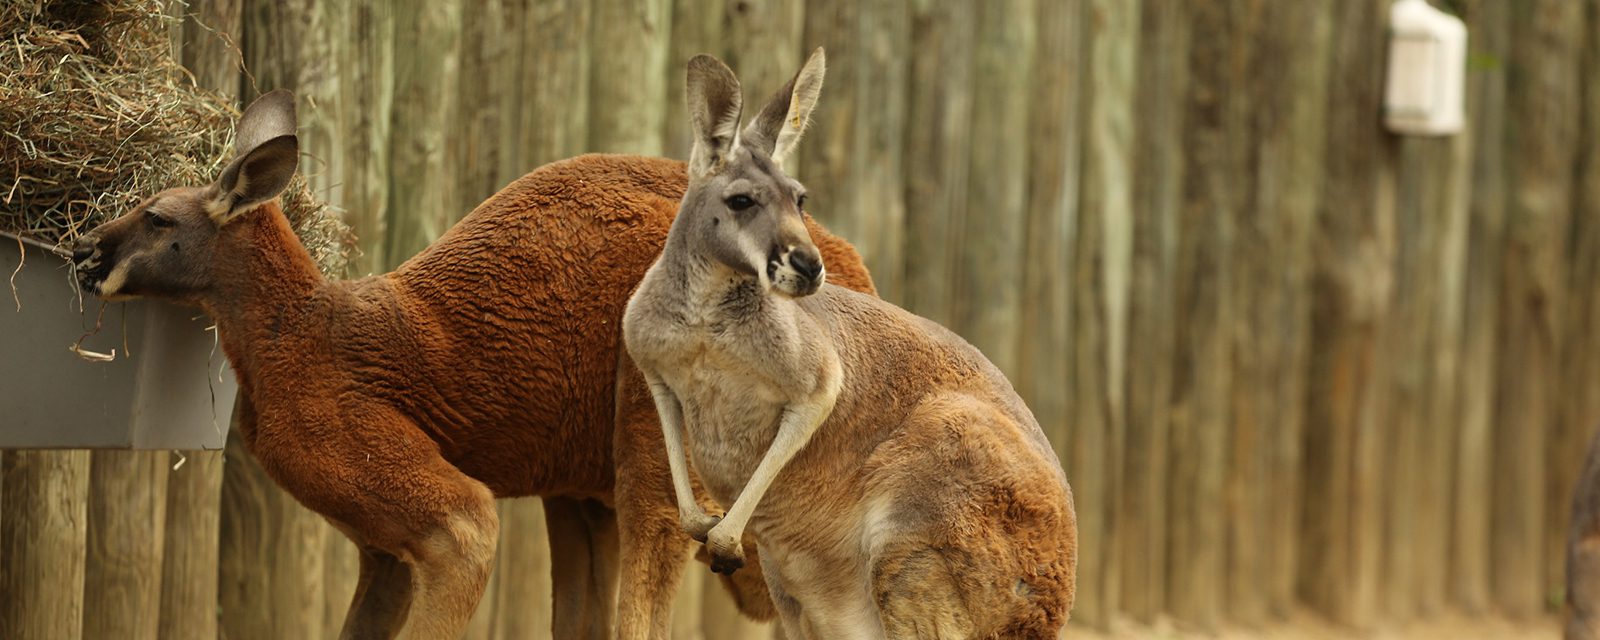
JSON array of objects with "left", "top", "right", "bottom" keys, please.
[
  {"left": 647, "top": 381, "right": 702, "bottom": 517},
  {"left": 718, "top": 404, "right": 825, "bottom": 532}
]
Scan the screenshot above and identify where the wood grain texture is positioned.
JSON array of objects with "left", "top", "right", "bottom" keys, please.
[
  {"left": 1494, "top": 0, "right": 1583, "bottom": 617},
  {"left": 0, "top": 451, "right": 90, "bottom": 640},
  {"left": 1167, "top": 0, "right": 1238, "bottom": 628},
  {"left": 487, "top": 500, "right": 552, "bottom": 640},
  {"left": 1072, "top": 0, "right": 1133, "bottom": 626},
  {"left": 383, "top": 0, "right": 464, "bottom": 264},
  {"left": 218, "top": 431, "right": 326, "bottom": 640},
  {"left": 83, "top": 451, "right": 170, "bottom": 640},
  {"left": 517, "top": 0, "right": 592, "bottom": 167},
  {"left": 663, "top": 0, "right": 729, "bottom": 160},
  {"left": 589, "top": 0, "right": 671, "bottom": 155},
  {"left": 1019, "top": 0, "right": 1080, "bottom": 580},
  {"left": 1120, "top": 0, "right": 1178, "bottom": 623},
  {"left": 1564, "top": 0, "right": 1600, "bottom": 621},
  {"left": 1249, "top": 0, "right": 1331, "bottom": 618},
  {"left": 159, "top": 450, "right": 224, "bottom": 640},
  {"left": 951, "top": 0, "right": 1033, "bottom": 371},
  {"left": 1299, "top": 0, "right": 1395, "bottom": 628},
  {"left": 342, "top": 0, "right": 396, "bottom": 275},
  {"left": 901, "top": 0, "right": 975, "bottom": 326},
  {"left": 1452, "top": 0, "right": 1509, "bottom": 613},
  {"left": 797, "top": 0, "right": 910, "bottom": 303}
]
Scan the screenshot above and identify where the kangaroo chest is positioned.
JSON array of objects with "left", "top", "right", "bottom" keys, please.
[{"left": 656, "top": 332, "right": 788, "bottom": 504}]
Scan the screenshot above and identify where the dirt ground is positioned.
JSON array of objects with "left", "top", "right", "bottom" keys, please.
[{"left": 1066, "top": 611, "right": 1558, "bottom": 639}]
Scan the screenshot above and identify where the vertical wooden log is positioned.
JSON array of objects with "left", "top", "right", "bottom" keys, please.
[
  {"left": 463, "top": 554, "right": 500, "bottom": 640},
  {"left": 588, "top": 0, "right": 671, "bottom": 155},
  {"left": 663, "top": 0, "right": 728, "bottom": 159},
  {"left": 159, "top": 2, "right": 242, "bottom": 637},
  {"left": 0, "top": 451, "right": 90, "bottom": 640},
  {"left": 1300, "top": 0, "right": 1395, "bottom": 627},
  {"left": 1564, "top": 0, "right": 1600, "bottom": 617},
  {"left": 219, "top": 431, "right": 325, "bottom": 639},
  {"left": 797, "top": 0, "right": 910, "bottom": 303},
  {"left": 1168, "top": 0, "right": 1240, "bottom": 628},
  {"left": 450, "top": 0, "right": 520, "bottom": 217},
  {"left": 160, "top": 449, "right": 225, "bottom": 640},
  {"left": 83, "top": 451, "right": 170, "bottom": 640},
  {"left": 901, "top": 0, "right": 975, "bottom": 326},
  {"left": 950, "top": 0, "right": 1032, "bottom": 368},
  {"left": 1119, "top": 0, "right": 1180, "bottom": 623},
  {"left": 383, "top": 0, "right": 463, "bottom": 264},
  {"left": 1419, "top": 121, "right": 1475, "bottom": 618},
  {"left": 1018, "top": 0, "right": 1080, "bottom": 535},
  {"left": 848, "top": 1, "right": 909, "bottom": 304},
  {"left": 1495, "top": 0, "right": 1583, "bottom": 617},
  {"left": 514, "top": 0, "right": 592, "bottom": 170},
  {"left": 343, "top": 0, "right": 396, "bottom": 275},
  {"left": 1451, "top": 0, "right": 1508, "bottom": 613},
  {"left": 487, "top": 500, "right": 552, "bottom": 640},
  {"left": 1072, "top": 0, "right": 1134, "bottom": 626},
  {"left": 1248, "top": 0, "right": 1332, "bottom": 619},
  {"left": 672, "top": 567, "right": 706, "bottom": 639},
  {"left": 321, "top": 520, "right": 360, "bottom": 637},
  {"left": 721, "top": 0, "right": 802, "bottom": 118},
  {"left": 1377, "top": 136, "right": 1449, "bottom": 621}
]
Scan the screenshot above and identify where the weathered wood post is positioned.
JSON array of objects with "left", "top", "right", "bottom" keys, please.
[
  {"left": 1250, "top": 0, "right": 1333, "bottom": 619},
  {"left": 1072, "top": 0, "right": 1134, "bottom": 627},
  {"left": 1121, "top": 0, "right": 1178, "bottom": 623},
  {"left": 1451, "top": 0, "right": 1509, "bottom": 613},
  {"left": 1494, "top": 0, "right": 1583, "bottom": 617},
  {"left": 1300, "top": 0, "right": 1396, "bottom": 628},
  {"left": 0, "top": 451, "right": 91, "bottom": 640},
  {"left": 83, "top": 451, "right": 170, "bottom": 639}
]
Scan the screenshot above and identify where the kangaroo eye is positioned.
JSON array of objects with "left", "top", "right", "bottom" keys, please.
[
  {"left": 146, "top": 211, "right": 174, "bottom": 228},
  {"left": 796, "top": 194, "right": 807, "bottom": 210},
  {"left": 726, "top": 195, "right": 756, "bottom": 211}
]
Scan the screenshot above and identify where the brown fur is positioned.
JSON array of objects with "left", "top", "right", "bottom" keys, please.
[
  {"left": 625, "top": 53, "right": 1076, "bottom": 639},
  {"left": 79, "top": 151, "right": 874, "bottom": 638}
]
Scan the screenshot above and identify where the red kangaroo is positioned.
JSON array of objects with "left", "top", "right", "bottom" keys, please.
[{"left": 72, "top": 87, "right": 874, "bottom": 639}]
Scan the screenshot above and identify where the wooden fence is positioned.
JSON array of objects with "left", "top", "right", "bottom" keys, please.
[{"left": 4, "top": 0, "right": 1600, "bottom": 637}]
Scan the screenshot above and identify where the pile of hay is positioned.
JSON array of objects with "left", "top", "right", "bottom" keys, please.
[{"left": 1, "top": 0, "right": 352, "bottom": 277}]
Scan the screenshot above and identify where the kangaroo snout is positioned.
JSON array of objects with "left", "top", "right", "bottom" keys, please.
[
  {"left": 71, "top": 235, "right": 97, "bottom": 265},
  {"left": 790, "top": 249, "right": 823, "bottom": 283},
  {"left": 767, "top": 244, "right": 824, "bottom": 297}
]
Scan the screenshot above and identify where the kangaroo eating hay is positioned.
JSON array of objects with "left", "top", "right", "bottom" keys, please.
[{"left": 624, "top": 50, "right": 1078, "bottom": 639}]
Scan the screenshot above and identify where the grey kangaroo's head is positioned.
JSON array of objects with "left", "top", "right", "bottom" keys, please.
[
  {"left": 72, "top": 89, "right": 300, "bottom": 302},
  {"left": 679, "top": 49, "right": 827, "bottom": 298}
]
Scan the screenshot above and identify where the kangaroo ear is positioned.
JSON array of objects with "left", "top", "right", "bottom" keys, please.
[
  {"left": 742, "top": 47, "right": 825, "bottom": 167},
  {"left": 686, "top": 54, "right": 743, "bottom": 179},
  {"left": 208, "top": 135, "right": 298, "bottom": 225},
  {"left": 235, "top": 89, "right": 297, "bottom": 158},
  {"left": 208, "top": 90, "right": 300, "bottom": 225}
]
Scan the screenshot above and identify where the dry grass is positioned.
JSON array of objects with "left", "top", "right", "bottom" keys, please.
[{"left": 0, "top": 0, "right": 352, "bottom": 276}]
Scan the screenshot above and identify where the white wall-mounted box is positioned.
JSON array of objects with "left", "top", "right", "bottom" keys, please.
[{"left": 1384, "top": 0, "right": 1468, "bottom": 136}]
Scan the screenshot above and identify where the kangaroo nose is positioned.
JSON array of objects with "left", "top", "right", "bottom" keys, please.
[
  {"left": 72, "top": 237, "right": 96, "bottom": 263},
  {"left": 790, "top": 250, "right": 823, "bottom": 282}
]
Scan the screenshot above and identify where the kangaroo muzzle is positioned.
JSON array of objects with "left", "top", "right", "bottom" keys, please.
[{"left": 768, "top": 244, "right": 825, "bottom": 298}]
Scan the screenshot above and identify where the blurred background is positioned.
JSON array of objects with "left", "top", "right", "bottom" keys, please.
[{"left": 5, "top": 0, "right": 1599, "bottom": 638}]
